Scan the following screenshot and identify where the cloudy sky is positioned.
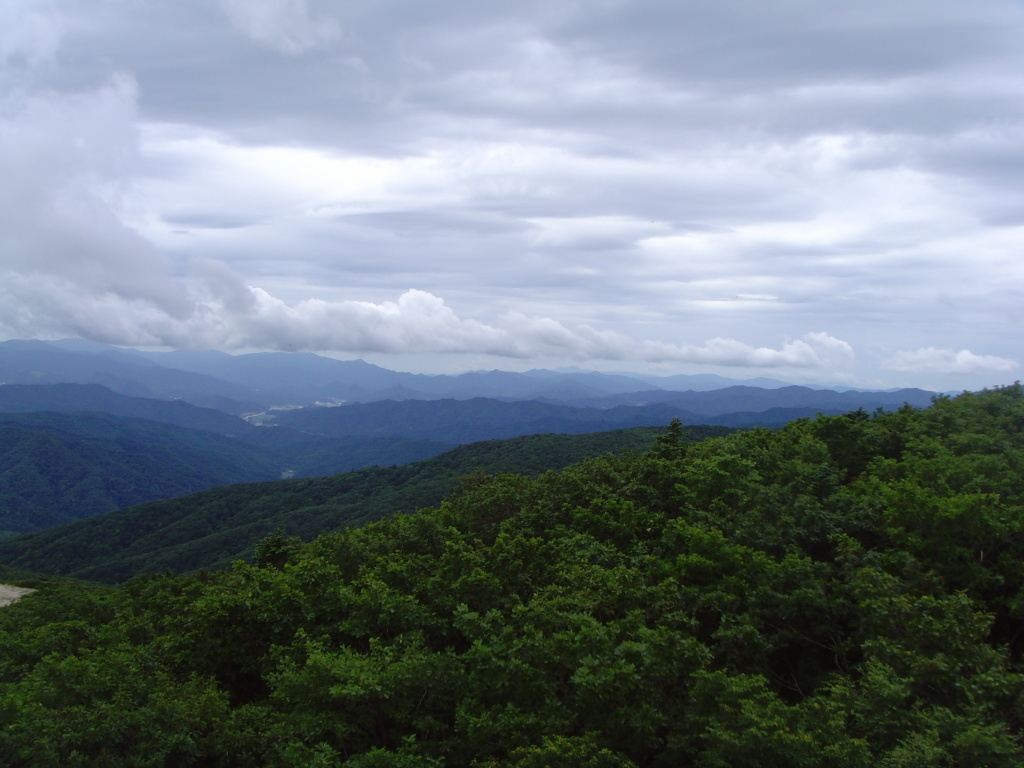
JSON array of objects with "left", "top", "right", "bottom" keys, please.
[{"left": 2, "top": 0, "right": 1022, "bottom": 390}]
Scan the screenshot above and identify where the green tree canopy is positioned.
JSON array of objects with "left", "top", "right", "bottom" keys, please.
[{"left": 1, "top": 385, "right": 1023, "bottom": 766}]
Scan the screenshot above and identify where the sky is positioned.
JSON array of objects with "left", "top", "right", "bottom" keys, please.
[{"left": 1, "top": 0, "right": 1022, "bottom": 391}]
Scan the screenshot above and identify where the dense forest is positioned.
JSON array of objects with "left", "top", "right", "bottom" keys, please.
[
  {"left": 0, "top": 426, "right": 708, "bottom": 583},
  {"left": 0, "top": 408, "right": 457, "bottom": 536},
  {"left": 0, "top": 412, "right": 280, "bottom": 533},
  {"left": 1, "top": 385, "right": 1023, "bottom": 766}
]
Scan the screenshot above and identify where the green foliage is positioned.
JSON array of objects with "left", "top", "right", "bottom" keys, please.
[
  {"left": 0, "top": 425, "right": 700, "bottom": 583},
  {"left": 253, "top": 529, "right": 303, "bottom": 569},
  {"left": 0, "top": 650, "right": 233, "bottom": 767},
  {"left": 0, "top": 386, "right": 1023, "bottom": 765},
  {"left": 480, "top": 734, "right": 638, "bottom": 767}
]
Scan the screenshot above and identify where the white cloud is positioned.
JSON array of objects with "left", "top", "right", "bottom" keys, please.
[
  {"left": 231, "top": 290, "right": 855, "bottom": 370},
  {"left": 0, "top": 0, "right": 62, "bottom": 68},
  {"left": 633, "top": 332, "right": 855, "bottom": 368},
  {"left": 217, "top": 0, "right": 340, "bottom": 55},
  {"left": 1, "top": 0, "right": 1022, "bottom": 389},
  {"left": 0, "top": 74, "right": 192, "bottom": 315},
  {"left": 525, "top": 216, "right": 672, "bottom": 250},
  {"left": 0, "top": 261, "right": 858, "bottom": 371},
  {"left": 884, "top": 347, "right": 1019, "bottom": 375}
]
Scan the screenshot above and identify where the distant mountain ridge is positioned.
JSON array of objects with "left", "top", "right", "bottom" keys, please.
[
  {"left": 0, "top": 338, "right": 942, "bottom": 538},
  {"left": 1, "top": 338, "right": 898, "bottom": 410},
  {"left": 269, "top": 387, "right": 937, "bottom": 442},
  {"left": 545, "top": 384, "right": 937, "bottom": 412},
  {"left": 0, "top": 382, "right": 253, "bottom": 436},
  {"left": 0, "top": 339, "right": 263, "bottom": 413},
  {"left": 0, "top": 380, "right": 937, "bottom": 447},
  {"left": 0, "top": 335, "right": 942, "bottom": 565},
  {"left": 270, "top": 397, "right": 688, "bottom": 442},
  {"left": 0, "top": 375, "right": 937, "bottom": 537}
]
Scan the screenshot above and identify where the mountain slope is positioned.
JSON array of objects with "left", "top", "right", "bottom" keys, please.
[
  {"left": 0, "top": 339, "right": 262, "bottom": 412},
  {"left": 269, "top": 388, "right": 937, "bottom": 443},
  {"left": 0, "top": 412, "right": 282, "bottom": 534},
  {"left": 270, "top": 397, "right": 693, "bottom": 442},
  {"left": 0, "top": 425, "right": 731, "bottom": 583},
  {"left": 0, "top": 402, "right": 459, "bottom": 535},
  {"left": 543, "top": 384, "right": 937, "bottom": 411},
  {"left": 0, "top": 383, "right": 254, "bottom": 436}
]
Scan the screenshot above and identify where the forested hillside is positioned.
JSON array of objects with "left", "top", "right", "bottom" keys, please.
[
  {"left": 268, "top": 387, "right": 937, "bottom": 440},
  {"left": 0, "top": 410, "right": 458, "bottom": 536},
  {"left": 0, "top": 383, "right": 256, "bottom": 435},
  {"left": 0, "top": 426, "right": 705, "bottom": 582},
  {"left": 2, "top": 380, "right": 925, "bottom": 536},
  {"left": 1, "top": 385, "right": 1023, "bottom": 766},
  {"left": 0, "top": 412, "right": 280, "bottom": 534}
]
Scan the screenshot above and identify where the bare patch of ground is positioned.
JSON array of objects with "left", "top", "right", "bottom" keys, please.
[{"left": 0, "top": 584, "right": 36, "bottom": 608}]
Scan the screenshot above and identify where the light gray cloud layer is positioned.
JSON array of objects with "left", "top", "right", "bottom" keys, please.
[{"left": 1, "top": 0, "right": 1022, "bottom": 389}]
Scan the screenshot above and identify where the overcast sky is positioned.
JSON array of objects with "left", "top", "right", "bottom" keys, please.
[{"left": 1, "top": 0, "right": 1022, "bottom": 390}]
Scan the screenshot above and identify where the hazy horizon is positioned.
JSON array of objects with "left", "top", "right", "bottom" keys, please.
[{"left": 2, "top": 1, "right": 1021, "bottom": 392}]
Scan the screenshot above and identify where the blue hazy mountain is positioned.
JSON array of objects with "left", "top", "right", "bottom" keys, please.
[
  {"left": 0, "top": 382, "right": 254, "bottom": 436},
  {"left": 536, "top": 385, "right": 936, "bottom": 412},
  {"left": 2, "top": 338, "right": 891, "bottom": 408},
  {"left": 0, "top": 339, "right": 261, "bottom": 413}
]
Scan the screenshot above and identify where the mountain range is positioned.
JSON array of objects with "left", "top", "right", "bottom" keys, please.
[
  {"left": 0, "top": 338, "right": 942, "bottom": 539},
  {"left": 2, "top": 338, "right": 869, "bottom": 409}
]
